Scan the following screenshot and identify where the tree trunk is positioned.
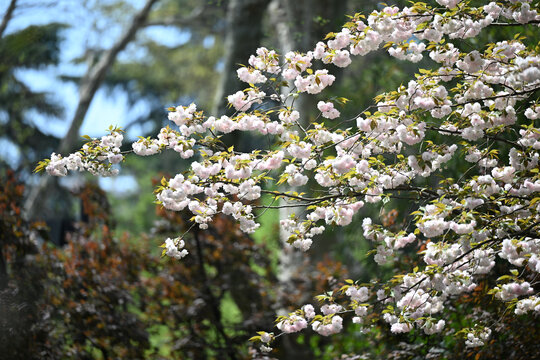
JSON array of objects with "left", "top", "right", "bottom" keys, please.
[
  {"left": 269, "top": 1, "right": 348, "bottom": 357},
  {"left": 212, "top": 0, "right": 271, "bottom": 117},
  {"left": 270, "top": 0, "right": 349, "bottom": 283}
]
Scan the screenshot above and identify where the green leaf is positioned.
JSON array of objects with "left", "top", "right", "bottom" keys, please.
[
  {"left": 33, "top": 159, "right": 50, "bottom": 173},
  {"left": 530, "top": 197, "right": 540, "bottom": 207}
]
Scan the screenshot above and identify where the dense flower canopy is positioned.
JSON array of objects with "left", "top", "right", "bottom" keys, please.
[{"left": 37, "top": 0, "right": 540, "bottom": 356}]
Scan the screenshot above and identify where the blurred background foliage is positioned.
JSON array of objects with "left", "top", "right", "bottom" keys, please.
[
  {"left": 0, "top": 22, "right": 65, "bottom": 173},
  {"left": 1, "top": 0, "right": 539, "bottom": 359}
]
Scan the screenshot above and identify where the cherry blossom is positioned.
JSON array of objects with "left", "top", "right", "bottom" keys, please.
[{"left": 36, "top": 0, "right": 540, "bottom": 355}]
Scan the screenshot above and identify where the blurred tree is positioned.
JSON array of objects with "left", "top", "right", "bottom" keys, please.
[
  {"left": 0, "top": 15, "right": 65, "bottom": 174},
  {"left": 24, "top": 0, "right": 159, "bottom": 221}
]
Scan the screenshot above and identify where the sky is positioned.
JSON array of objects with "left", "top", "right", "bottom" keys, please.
[{"left": 2, "top": 0, "right": 191, "bottom": 192}]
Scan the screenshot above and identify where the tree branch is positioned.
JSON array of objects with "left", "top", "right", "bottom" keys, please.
[
  {"left": 0, "top": 0, "right": 17, "bottom": 38},
  {"left": 143, "top": 5, "right": 204, "bottom": 27},
  {"left": 491, "top": 20, "right": 540, "bottom": 26}
]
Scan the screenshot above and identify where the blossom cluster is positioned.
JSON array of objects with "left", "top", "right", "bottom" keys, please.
[
  {"left": 42, "top": 129, "right": 124, "bottom": 177},
  {"left": 162, "top": 237, "right": 188, "bottom": 259}
]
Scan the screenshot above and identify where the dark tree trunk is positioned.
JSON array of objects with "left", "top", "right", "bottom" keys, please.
[{"left": 212, "top": 0, "right": 271, "bottom": 117}]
